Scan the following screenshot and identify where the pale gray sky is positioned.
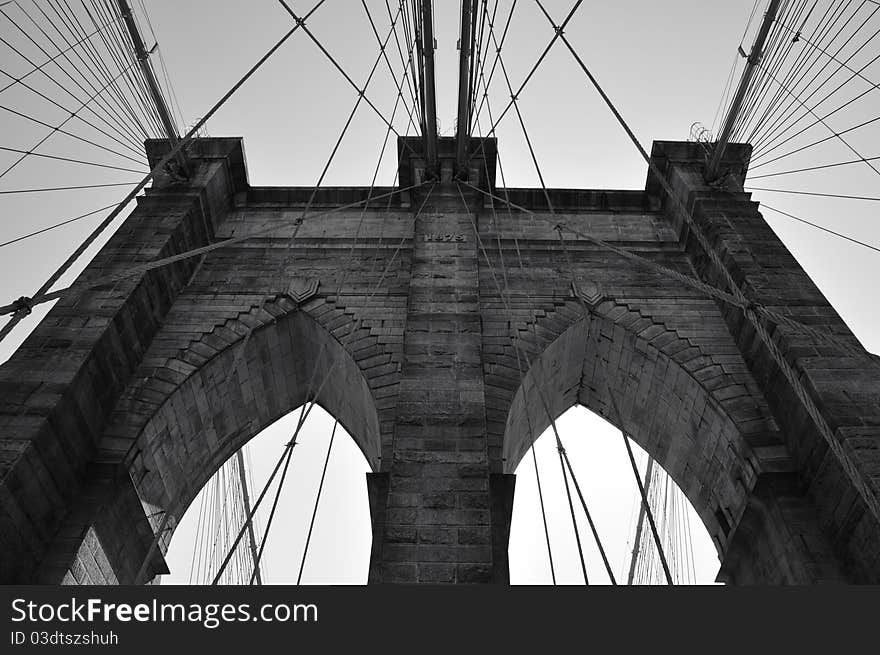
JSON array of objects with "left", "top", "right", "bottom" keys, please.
[{"left": 1, "top": 0, "right": 877, "bottom": 585}]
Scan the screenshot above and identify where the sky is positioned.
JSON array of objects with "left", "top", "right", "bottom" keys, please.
[{"left": 0, "top": 0, "right": 878, "bottom": 585}]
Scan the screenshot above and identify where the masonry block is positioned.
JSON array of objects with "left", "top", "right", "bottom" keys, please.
[{"left": 0, "top": 137, "right": 876, "bottom": 585}]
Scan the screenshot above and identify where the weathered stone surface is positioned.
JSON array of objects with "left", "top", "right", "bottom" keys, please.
[{"left": 0, "top": 137, "right": 877, "bottom": 584}]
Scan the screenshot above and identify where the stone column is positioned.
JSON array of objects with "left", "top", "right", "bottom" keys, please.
[
  {"left": 369, "top": 138, "right": 514, "bottom": 583},
  {"left": 0, "top": 139, "right": 245, "bottom": 583},
  {"left": 652, "top": 141, "right": 880, "bottom": 582}
]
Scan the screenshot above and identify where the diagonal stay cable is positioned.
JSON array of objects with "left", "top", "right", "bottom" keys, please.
[
  {"left": 221, "top": 22, "right": 423, "bottom": 578},
  {"left": 0, "top": 62, "right": 149, "bottom": 178},
  {"left": 558, "top": 443, "right": 617, "bottom": 584},
  {"left": 466, "top": 47, "right": 584, "bottom": 578},
  {"left": 296, "top": 0, "right": 409, "bottom": 215},
  {"left": 85, "top": 0, "right": 161, "bottom": 139},
  {"left": 221, "top": 2, "right": 421, "bottom": 423},
  {"left": 133, "top": 183, "right": 436, "bottom": 583},
  {"left": 385, "top": 0, "right": 421, "bottom": 127},
  {"left": 748, "top": 154, "right": 880, "bottom": 178},
  {"left": 753, "top": 61, "right": 880, "bottom": 179},
  {"left": 204, "top": 431, "right": 297, "bottom": 585},
  {"left": 556, "top": 435, "right": 589, "bottom": 584},
  {"left": 528, "top": 410, "right": 556, "bottom": 584},
  {"left": 245, "top": 434, "right": 295, "bottom": 585},
  {"left": 35, "top": 0, "right": 155, "bottom": 144},
  {"left": 457, "top": 182, "right": 585, "bottom": 583},
  {"left": 471, "top": 78, "right": 619, "bottom": 584},
  {"left": 468, "top": 18, "right": 631, "bottom": 581},
  {"left": 752, "top": 35, "right": 880, "bottom": 162},
  {"left": 0, "top": 1, "right": 149, "bottom": 148},
  {"left": 747, "top": 185, "right": 880, "bottom": 201},
  {"left": 468, "top": 0, "right": 504, "bottom": 127},
  {"left": 468, "top": 0, "right": 491, "bottom": 135},
  {"left": 0, "top": 0, "right": 329, "bottom": 342},
  {"left": 330, "top": 22, "right": 420, "bottom": 303},
  {"left": 461, "top": 180, "right": 872, "bottom": 361},
  {"left": 751, "top": 4, "right": 880, "bottom": 156},
  {"left": 274, "top": 0, "right": 420, "bottom": 161},
  {"left": 0, "top": 7, "right": 117, "bottom": 96},
  {"left": 477, "top": 0, "right": 552, "bottom": 206},
  {"left": 0, "top": 145, "right": 144, "bottom": 173},
  {"left": 211, "top": 347, "right": 339, "bottom": 585},
  {"left": 392, "top": 2, "right": 421, "bottom": 127},
  {"left": 75, "top": 0, "right": 169, "bottom": 139},
  {"left": 772, "top": 13, "right": 880, "bottom": 107},
  {"left": 471, "top": 144, "right": 880, "bottom": 548},
  {"left": 225, "top": 183, "right": 436, "bottom": 583},
  {"left": 82, "top": 0, "right": 159, "bottom": 138},
  {"left": 530, "top": 0, "right": 880, "bottom": 357},
  {"left": 749, "top": 113, "right": 880, "bottom": 169},
  {"left": 470, "top": 93, "right": 558, "bottom": 586},
  {"left": 0, "top": 181, "right": 140, "bottom": 195},
  {"left": 364, "top": 0, "right": 419, "bottom": 134},
  {"left": 474, "top": 0, "right": 582, "bottom": 140},
  {"left": 94, "top": 0, "right": 167, "bottom": 131},
  {"left": 761, "top": 203, "right": 880, "bottom": 253},
  {"left": 0, "top": 201, "right": 119, "bottom": 248},
  {"left": 737, "top": 0, "right": 815, "bottom": 147},
  {"left": 0, "top": 181, "right": 425, "bottom": 319},
  {"left": 462, "top": 0, "right": 584, "bottom": 174},
  {"left": 743, "top": 0, "right": 841, "bottom": 147},
  {"left": 606, "top": 387, "right": 673, "bottom": 585},
  {"left": 0, "top": 99, "right": 145, "bottom": 166},
  {"left": 476, "top": 88, "right": 880, "bottom": 572},
  {"left": 471, "top": 96, "right": 557, "bottom": 583},
  {"left": 295, "top": 417, "right": 337, "bottom": 585},
  {"left": 133, "top": 343, "right": 337, "bottom": 583},
  {"left": 0, "top": 37, "right": 144, "bottom": 153}
]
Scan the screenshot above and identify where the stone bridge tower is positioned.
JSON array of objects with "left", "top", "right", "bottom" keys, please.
[{"left": 1, "top": 134, "right": 879, "bottom": 584}]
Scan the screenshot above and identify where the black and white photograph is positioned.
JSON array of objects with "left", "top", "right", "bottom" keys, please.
[{"left": 0, "top": 0, "right": 878, "bottom": 649}]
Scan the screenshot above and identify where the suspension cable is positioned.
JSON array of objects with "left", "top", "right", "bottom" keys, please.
[
  {"left": 751, "top": 8, "right": 880, "bottom": 158},
  {"left": 0, "top": 0, "right": 330, "bottom": 342},
  {"left": 754, "top": 60, "right": 880, "bottom": 178},
  {"left": 748, "top": 155, "right": 880, "bottom": 178},
  {"left": 453, "top": 178, "right": 559, "bottom": 583},
  {"left": 296, "top": 418, "right": 338, "bottom": 584},
  {"left": 0, "top": 1, "right": 150, "bottom": 147},
  {"left": 206, "top": 182, "right": 437, "bottom": 583},
  {"left": 460, "top": 180, "right": 871, "bottom": 362},
  {"left": 211, "top": 350, "right": 338, "bottom": 585},
  {"left": 0, "top": 7, "right": 117, "bottom": 96},
  {"left": 555, "top": 439, "right": 588, "bottom": 584},
  {"left": 0, "top": 181, "right": 139, "bottom": 195},
  {"left": 472, "top": 92, "right": 557, "bottom": 583},
  {"left": 747, "top": 185, "right": 880, "bottom": 201},
  {"left": 558, "top": 444, "right": 618, "bottom": 584},
  {"left": 761, "top": 203, "right": 880, "bottom": 253},
  {"left": 245, "top": 437, "right": 295, "bottom": 585},
  {"left": 606, "top": 392, "right": 674, "bottom": 585},
  {"left": 274, "top": 0, "right": 420, "bottom": 161}
]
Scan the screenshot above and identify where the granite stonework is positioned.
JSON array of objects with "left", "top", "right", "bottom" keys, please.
[{"left": 0, "top": 136, "right": 878, "bottom": 584}]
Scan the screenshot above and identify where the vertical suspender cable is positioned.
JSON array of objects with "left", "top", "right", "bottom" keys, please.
[
  {"left": 236, "top": 449, "right": 263, "bottom": 585},
  {"left": 114, "top": 0, "right": 188, "bottom": 173},
  {"left": 708, "top": 0, "right": 783, "bottom": 178},
  {"left": 626, "top": 456, "right": 655, "bottom": 585}
]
